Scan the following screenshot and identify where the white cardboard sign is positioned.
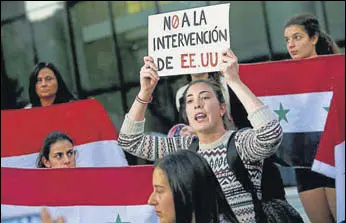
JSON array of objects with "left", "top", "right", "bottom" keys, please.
[{"left": 148, "top": 3, "right": 230, "bottom": 76}]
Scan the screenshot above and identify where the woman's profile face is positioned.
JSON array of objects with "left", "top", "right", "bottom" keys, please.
[
  {"left": 284, "top": 25, "right": 318, "bottom": 60},
  {"left": 185, "top": 82, "right": 226, "bottom": 134},
  {"left": 35, "top": 68, "right": 58, "bottom": 101},
  {"left": 148, "top": 167, "right": 175, "bottom": 223},
  {"left": 42, "top": 140, "right": 76, "bottom": 168}
]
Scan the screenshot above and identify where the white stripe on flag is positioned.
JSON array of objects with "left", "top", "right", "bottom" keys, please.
[
  {"left": 335, "top": 141, "right": 345, "bottom": 223},
  {"left": 311, "top": 159, "right": 336, "bottom": 179},
  {"left": 1, "top": 204, "right": 158, "bottom": 223},
  {"left": 259, "top": 91, "right": 333, "bottom": 133},
  {"left": 1, "top": 140, "right": 128, "bottom": 168},
  {"left": 2, "top": 166, "right": 157, "bottom": 222}
]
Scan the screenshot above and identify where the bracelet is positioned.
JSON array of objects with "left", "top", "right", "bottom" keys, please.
[{"left": 136, "top": 94, "right": 153, "bottom": 104}]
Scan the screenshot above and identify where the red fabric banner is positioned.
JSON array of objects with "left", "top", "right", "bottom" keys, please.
[
  {"left": 1, "top": 165, "right": 153, "bottom": 206},
  {"left": 1, "top": 99, "right": 118, "bottom": 157}
]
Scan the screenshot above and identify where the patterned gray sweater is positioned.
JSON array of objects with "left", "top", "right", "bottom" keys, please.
[{"left": 118, "top": 105, "right": 283, "bottom": 223}]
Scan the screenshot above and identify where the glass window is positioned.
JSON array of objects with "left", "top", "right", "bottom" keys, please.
[
  {"left": 229, "top": 1, "right": 270, "bottom": 62},
  {"left": 208, "top": 1, "right": 228, "bottom": 5},
  {"left": 71, "top": 1, "right": 110, "bottom": 26},
  {"left": 1, "top": 18, "right": 35, "bottom": 104},
  {"left": 325, "top": 1, "right": 345, "bottom": 42},
  {"left": 265, "top": 1, "right": 316, "bottom": 54},
  {"left": 69, "top": 1, "right": 119, "bottom": 91},
  {"left": 157, "top": 1, "right": 207, "bottom": 13},
  {"left": 2, "top": 1, "right": 26, "bottom": 21},
  {"left": 93, "top": 91, "right": 125, "bottom": 130},
  {"left": 83, "top": 36, "right": 119, "bottom": 89},
  {"left": 111, "top": 1, "right": 127, "bottom": 18},
  {"left": 111, "top": 1, "right": 156, "bottom": 84},
  {"left": 29, "top": 2, "right": 77, "bottom": 95},
  {"left": 25, "top": 1, "right": 64, "bottom": 22},
  {"left": 127, "top": 1, "right": 155, "bottom": 14}
]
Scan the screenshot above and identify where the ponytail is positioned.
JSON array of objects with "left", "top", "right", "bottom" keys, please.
[{"left": 316, "top": 31, "right": 340, "bottom": 55}]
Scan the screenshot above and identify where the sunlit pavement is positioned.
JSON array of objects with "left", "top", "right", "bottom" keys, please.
[{"left": 285, "top": 186, "right": 311, "bottom": 223}]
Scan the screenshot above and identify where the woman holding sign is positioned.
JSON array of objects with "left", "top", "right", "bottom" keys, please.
[{"left": 118, "top": 49, "right": 284, "bottom": 222}]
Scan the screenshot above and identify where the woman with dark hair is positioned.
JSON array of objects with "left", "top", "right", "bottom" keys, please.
[
  {"left": 175, "top": 72, "right": 229, "bottom": 113},
  {"left": 37, "top": 131, "right": 76, "bottom": 223},
  {"left": 175, "top": 72, "right": 234, "bottom": 126},
  {"left": 25, "top": 62, "right": 76, "bottom": 108},
  {"left": 284, "top": 13, "right": 340, "bottom": 60},
  {"left": 148, "top": 150, "right": 239, "bottom": 223},
  {"left": 118, "top": 49, "right": 284, "bottom": 222},
  {"left": 36, "top": 131, "right": 76, "bottom": 168},
  {"left": 283, "top": 13, "right": 339, "bottom": 222},
  {"left": 173, "top": 71, "right": 234, "bottom": 137}
]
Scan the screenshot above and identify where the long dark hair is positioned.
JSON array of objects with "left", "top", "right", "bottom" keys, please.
[
  {"left": 284, "top": 13, "right": 340, "bottom": 55},
  {"left": 36, "top": 131, "right": 74, "bottom": 168},
  {"left": 29, "top": 62, "right": 76, "bottom": 107},
  {"left": 154, "top": 150, "right": 238, "bottom": 223}
]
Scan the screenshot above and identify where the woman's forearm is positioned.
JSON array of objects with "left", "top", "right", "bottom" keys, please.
[
  {"left": 220, "top": 49, "right": 263, "bottom": 114},
  {"left": 237, "top": 105, "right": 283, "bottom": 161},
  {"left": 127, "top": 90, "right": 152, "bottom": 121},
  {"left": 227, "top": 79, "right": 264, "bottom": 115}
]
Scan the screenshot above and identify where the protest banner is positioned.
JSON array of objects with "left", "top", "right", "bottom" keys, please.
[
  {"left": 1, "top": 99, "right": 158, "bottom": 222},
  {"left": 239, "top": 55, "right": 343, "bottom": 169},
  {"left": 1, "top": 99, "right": 128, "bottom": 168},
  {"left": 2, "top": 56, "right": 344, "bottom": 223},
  {"left": 148, "top": 3, "right": 230, "bottom": 76},
  {"left": 240, "top": 55, "right": 345, "bottom": 222},
  {"left": 1, "top": 166, "right": 158, "bottom": 223}
]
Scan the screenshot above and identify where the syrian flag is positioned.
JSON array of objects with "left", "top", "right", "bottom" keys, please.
[
  {"left": 239, "top": 54, "right": 345, "bottom": 223},
  {"left": 1, "top": 99, "right": 128, "bottom": 168},
  {"left": 1, "top": 166, "right": 158, "bottom": 223},
  {"left": 1, "top": 99, "right": 158, "bottom": 222},
  {"left": 311, "top": 69, "right": 345, "bottom": 223},
  {"left": 239, "top": 54, "right": 344, "bottom": 169}
]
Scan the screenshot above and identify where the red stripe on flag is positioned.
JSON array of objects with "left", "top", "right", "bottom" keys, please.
[
  {"left": 239, "top": 54, "right": 344, "bottom": 96},
  {"left": 314, "top": 65, "right": 345, "bottom": 168},
  {"left": 1, "top": 165, "right": 154, "bottom": 206},
  {"left": 1, "top": 99, "right": 118, "bottom": 157}
]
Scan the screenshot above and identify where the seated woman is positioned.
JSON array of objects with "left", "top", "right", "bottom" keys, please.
[
  {"left": 148, "top": 149, "right": 239, "bottom": 223},
  {"left": 36, "top": 131, "right": 76, "bottom": 168},
  {"left": 25, "top": 62, "right": 76, "bottom": 108}
]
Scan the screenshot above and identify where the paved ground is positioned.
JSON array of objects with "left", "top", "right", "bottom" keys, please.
[{"left": 285, "top": 186, "right": 310, "bottom": 223}]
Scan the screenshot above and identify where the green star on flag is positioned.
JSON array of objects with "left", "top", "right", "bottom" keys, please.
[
  {"left": 323, "top": 106, "right": 329, "bottom": 112},
  {"left": 113, "top": 214, "right": 130, "bottom": 223},
  {"left": 274, "top": 103, "right": 290, "bottom": 123}
]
